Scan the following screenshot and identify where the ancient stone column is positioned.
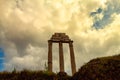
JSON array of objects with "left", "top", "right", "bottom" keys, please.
[
  {"left": 59, "top": 42, "right": 64, "bottom": 72},
  {"left": 69, "top": 41, "right": 76, "bottom": 75},
  {"left": 48, "top": 41, "right": 52, "bottom": 72},
  {"left": 48, "top": 33, "right": 76, "bottom": 74}
]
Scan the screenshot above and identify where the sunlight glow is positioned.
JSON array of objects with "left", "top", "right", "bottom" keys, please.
[
  {"left": 100, "top": 0, "right": 107, "bottom": 5},
  {"left": 65, "top": 0, "right": 74, "bottom": 4}
]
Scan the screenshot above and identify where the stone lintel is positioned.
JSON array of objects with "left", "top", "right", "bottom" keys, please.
[{"left": 48, "top": 40, "right": 73, "bottom": 43}]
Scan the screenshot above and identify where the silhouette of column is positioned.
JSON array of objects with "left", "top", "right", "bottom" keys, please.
[
  {"left": 59, "top": 42, "right": 64, "bottom": 72},
  {"left": 69, "top": 41, "right": 76, "bottom": 75},
  {"left": 48, "top": 41, "right": 52, "bottom": 72}
]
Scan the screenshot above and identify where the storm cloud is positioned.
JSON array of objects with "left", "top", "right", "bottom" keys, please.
[{"left": 0, "top": 0, "right": 120, "bottom": 74}]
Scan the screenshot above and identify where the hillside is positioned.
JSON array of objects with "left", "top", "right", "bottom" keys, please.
[{"left": 71, "top": 54, "right": 120, "bottom": 80}]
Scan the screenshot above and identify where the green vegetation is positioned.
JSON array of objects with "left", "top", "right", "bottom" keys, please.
[
  {"left": 0, "top": 70, "right": 71, "bottom": 80},
  {"left": 0, "top": 54, "right": 120, "bottom": 80},
  {"left": 0, "top": 70, "right": 55, "bottom": 80}
]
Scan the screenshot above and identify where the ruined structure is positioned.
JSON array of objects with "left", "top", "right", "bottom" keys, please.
[{"left": 48, "top": 33, "right": 76, "bottom": 75}]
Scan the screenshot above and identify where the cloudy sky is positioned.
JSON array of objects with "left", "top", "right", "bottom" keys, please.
[{"left": 0, "top": 0, "right": 120, "bottom": 74}]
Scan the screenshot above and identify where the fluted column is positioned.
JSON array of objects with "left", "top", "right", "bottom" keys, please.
[
  {"left": 48, "top": 40, "right": 52, "bottom": 72},
  {"left": 59, "top": 42, "right": 64, "bottom": 72},
  {"left": 69, "top": 41, "right": 76, "bottom": 75}
]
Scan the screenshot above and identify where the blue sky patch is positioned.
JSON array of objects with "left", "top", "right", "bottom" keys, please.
[
  {"left": 0, "top": 48, "right": 5, "bottom": 71},
  {"left": 90, "top": 0, "right": 120, "bottom": 29}
]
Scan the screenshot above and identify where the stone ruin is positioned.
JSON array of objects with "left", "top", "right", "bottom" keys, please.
[{"left": 48, "top": 33, "right": 76, "bottom": 75}]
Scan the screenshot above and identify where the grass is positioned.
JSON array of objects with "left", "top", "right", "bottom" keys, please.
[{"left": 0, "top": 70, "right": 71, "bottom": 80}]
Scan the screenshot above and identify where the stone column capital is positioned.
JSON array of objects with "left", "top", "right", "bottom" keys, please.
[
  {"left": 48, "top": 40, "right": 52, "bottom": 43},
  {"left": 69, "top": 41, "right": 73, "bottom": 47}
]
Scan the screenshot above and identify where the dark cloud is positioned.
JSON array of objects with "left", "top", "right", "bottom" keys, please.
[
  {"left": 15, "top": 0, "right": 24, "bottom": 9},
  {"left": 90, "top": 8, "right": 102, "bottom": 16}
]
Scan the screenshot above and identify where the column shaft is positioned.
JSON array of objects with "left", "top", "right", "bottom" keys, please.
[
  {"left": 59, "top": 42, "right": 64, "bottom": 72},
  {"left": 48, "top": 41, "right": 52, "bottom": 72},
  {"left": 69, "top": 42, "right": 76, "bottom": 75}
]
